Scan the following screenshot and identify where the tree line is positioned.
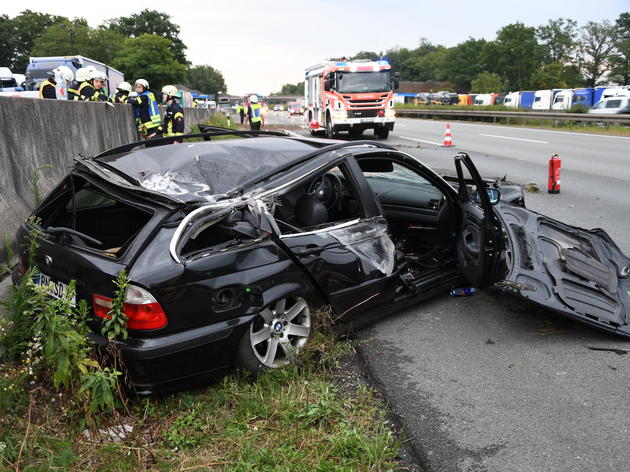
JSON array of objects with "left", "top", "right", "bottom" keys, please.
[
  {"left": 276, "top": 14, "right": 629, "bottom": 95},
  {"left": 0, "top": 9, "right": 226, "bottom": 95}
]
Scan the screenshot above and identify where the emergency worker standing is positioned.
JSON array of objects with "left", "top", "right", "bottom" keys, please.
[
  {"left": 130, "top": 79, "right": 162, "bottom": 141},
  {"left": 245, "top": 95, "right": 263, "bottom": 131},
  {"left": 77, "top": 70, "right": 108, "bottom": 101},
  {"left": 161, "top": 85, "right": 185, "bottom": 144},
  {"left": 73, "top": 66, "right": 97, "bottom": 101},
  {"left": 111, "top": 82, "right": 132, "bottom": 103},
  {"left": 39, "top": 72, "right": 58, "bottom": 99},
  {"left": 238, "top": 102, "right": 246, "bottom": 124}
]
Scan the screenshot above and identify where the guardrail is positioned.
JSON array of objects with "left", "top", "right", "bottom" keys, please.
[{"left": 395, "top": 108, "right": 630, "bottom": 124}]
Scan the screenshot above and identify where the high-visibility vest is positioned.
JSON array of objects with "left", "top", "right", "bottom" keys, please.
[
  {"left": 39, "top": 79, "right": 56, "bottom": 99},
  {"left": 163, "top": 102, "right": 184, "bottom": 137},
  {"left": 250, "top": 103, "right": 262, "bottom": 123},
  {"left": 134, "top": 91, "right": 162, "bottom": 131},
  {"left": 75, "top": 81, "right": 95, "bottom": 101}
]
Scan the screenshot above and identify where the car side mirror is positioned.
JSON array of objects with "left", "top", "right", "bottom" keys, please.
[
  {"left": 393, "top": 72, "right": 400, "bottom": 90},
  {"left": 474, "top": 188, "right": 501, "bottom": 205},
  {"left": 324, "top": 79, "right": 331, "bottom": 92}
]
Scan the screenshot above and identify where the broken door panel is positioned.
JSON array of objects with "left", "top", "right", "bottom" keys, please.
[
  {"left": 497, "top": 203, "right": 630, "bottom": 335},
  {"left": 280, "top": 218, "right": 399, "bottom": 318}
]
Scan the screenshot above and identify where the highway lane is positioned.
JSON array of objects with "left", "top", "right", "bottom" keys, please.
[{"left": 263, "top": 111, "right": 630, "bottom": 472}]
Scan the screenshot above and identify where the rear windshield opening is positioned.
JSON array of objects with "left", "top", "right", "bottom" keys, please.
[{"left": 35, "top": 176, "right": 153, "bottom": 257}]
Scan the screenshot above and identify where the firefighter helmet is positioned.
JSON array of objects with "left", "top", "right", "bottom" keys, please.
[
  {"left": 249, "top": 94, "right": 259, "bottom": 103},
  {"left": 135, "top": 79, "right": 149, "bottom": 89},
  {"left": 117, "top": 81, "right": 132, "bottom": 93},
  {"left": 52, "top": 66, "right": 74, "bottom": 82},
  {"left": 161, "top": 85, "right": 179, "bottom": 97}
]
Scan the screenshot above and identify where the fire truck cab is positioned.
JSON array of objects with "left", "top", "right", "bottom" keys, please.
[{"left": 305, "top": 59, "right": 399, "bottom": 139}]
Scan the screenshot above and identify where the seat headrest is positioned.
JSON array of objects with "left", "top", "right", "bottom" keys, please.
[{"left": 294, "top": 194, "right": 328, "bottom": 228}]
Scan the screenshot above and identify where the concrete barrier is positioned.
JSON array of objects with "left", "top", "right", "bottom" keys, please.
[{"left": 0, "top": 96, "right": 213, "bottom": 264}]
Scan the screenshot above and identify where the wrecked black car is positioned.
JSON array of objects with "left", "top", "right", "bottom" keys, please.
[{"left": 15, "top": 129, "right": 630, "bottom": 394}]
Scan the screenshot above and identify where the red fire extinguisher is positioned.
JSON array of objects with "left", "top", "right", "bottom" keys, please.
[{"left": 548, "top": 152, "right": 561, "bottom": 194}]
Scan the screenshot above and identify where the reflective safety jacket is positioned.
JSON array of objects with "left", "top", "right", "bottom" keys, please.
[
  {"left": 39, "top": 79, "right": 57, "bottom": 99},
  {"left": 163, "top": 101, "right": 185, "bottom": 138},
  {"left": 68, "top": 81, "right": 79, "bottom": 101},
  {"left": 248, "top": 103, "right": 262, "bottom": 123},
  {"left": 110, "top": 91, "right": 129, "bottom": 104},
  {"left": 75, "top": 81, "right": 106, "bottom": 101},
  {"left": 131, "top": 90, "right": 162, "bottom": 135}
]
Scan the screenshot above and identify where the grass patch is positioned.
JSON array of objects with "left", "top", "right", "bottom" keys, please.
[
  {"left": 0, "top": 305, "right": 401, "bottom": 471},
  {"left": 188, "top": 112, "right": 239, "bottom": 142},
  {"left": 395, "top": 103, "right": 521, "bottom": 112}
]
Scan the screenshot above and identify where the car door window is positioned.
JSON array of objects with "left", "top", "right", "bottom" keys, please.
[{"left": 272, "top": 163, "right": 366, "bottom": 234}]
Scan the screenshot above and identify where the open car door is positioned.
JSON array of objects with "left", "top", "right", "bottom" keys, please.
[
  {"left": 496, "top": 203, "right": 630, "bottom": 338},
  {"left": 453, "top": 152, "right": 502, "bottom": 289}
]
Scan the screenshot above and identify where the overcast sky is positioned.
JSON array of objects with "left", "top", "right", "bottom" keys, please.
[{"left": 3, "top": 1, "right": 629, "bottom": 95}]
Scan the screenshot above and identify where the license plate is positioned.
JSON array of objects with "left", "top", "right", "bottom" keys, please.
[
  {"left": 35, "top": 273, "right": 76, "bottom": 306},
  {"left": 360, "top": 118, "right": 372, "bottom": 123}
]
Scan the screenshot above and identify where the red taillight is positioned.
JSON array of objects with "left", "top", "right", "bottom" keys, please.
[
  {"left": 92, "top": 285, "right": 167, "bottom": 331},
  {"left": 377, "top": 110, "right": 384, "bottom": 117}
]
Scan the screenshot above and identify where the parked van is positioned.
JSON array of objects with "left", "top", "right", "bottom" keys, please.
[
  {"left": 587, "top": 96, "right": 630, "bottom": 114},
  {"left": 533, "top": 89, "right": 568, "bottom": 110},
  {"left": 552, "top": 88, "right": 596, "bottom": 110}
]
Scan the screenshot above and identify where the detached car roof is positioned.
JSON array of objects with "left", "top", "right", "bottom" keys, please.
[{"left": 96, "top": 137, "right": 321, "bottom": 203}]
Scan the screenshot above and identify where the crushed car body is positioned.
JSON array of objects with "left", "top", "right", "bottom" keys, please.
[{"left": 15, "top": 128, "right": 630, "bottom": 394}]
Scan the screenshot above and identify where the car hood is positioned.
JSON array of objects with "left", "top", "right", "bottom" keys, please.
[
  {"left": 93, "top": 138, "right": 319, "bottom": 204},
  {"left": 495, "top": 203, "right": 630, "bottom": 337}
]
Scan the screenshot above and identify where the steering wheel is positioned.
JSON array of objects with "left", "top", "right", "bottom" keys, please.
[{"left": 308, "top": 172, "right": 343, "bottom": 210}]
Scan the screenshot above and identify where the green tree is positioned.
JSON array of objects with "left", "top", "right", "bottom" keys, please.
[
  {"left": 470, "top": 72, "right": 504, "bottom": 93},
  {"left": 272, "top": 82, "right": 305, "bottom": 95},
  {"left": 10, "top": 10, "right": 68, "bottom": 72},
  {"left": 350, "top": 51, "right": 379, "bottom": 61},
  {"left": 579, "top": 20, "right": 618, "bottom": 87},
  {"left": 611, "top": 12, "right": 630, "bottom": 85},
  {"left": 443, "top": 38, "right": 489, "bottom": 92},
  {"left": 382, "top": 47, "right": 414, "bottom": 80},
  {"left": 106, "top": 9, "right": 188, "bottom": 65},
  {"left": 31, "top": 21, "right": 91, "bottom": 58},
  {"left": 529, "top": 62, "right": 569, "bottom": 89},
  {"left": 404, "top": 47, "right": 449, "bottom": 82},
  {"left": 185, "top": 65, "right": 227, "bottom": 96},
  {"left": 31, "top": 21, "right": 126, "bottom": 66},
  {"left": 111, "top": 34, "right": 186, "bottom": 92},
  {"left": 0, "top": 15, "right": 16, "bottom": 68},
  {"left": 491, "top": 22, "right": 545, "bottom": 90},
  {"left": 537, "top": 18, "right": 578, "bottom": 63}
]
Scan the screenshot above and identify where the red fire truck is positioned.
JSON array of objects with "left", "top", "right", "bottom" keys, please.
[{"left": 304, "top": 59, "right": 399, "bottom": 139}]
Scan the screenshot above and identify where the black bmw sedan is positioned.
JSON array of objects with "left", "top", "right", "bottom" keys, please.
[{"left": 15, "top": 128, "right": 630, "bottom": 394}]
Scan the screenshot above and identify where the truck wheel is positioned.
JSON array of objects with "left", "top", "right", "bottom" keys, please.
[
  {"left": 325, "top": 117, "right": 336, "bottom": 139},
  {"left": 235, "top": 297, "right": 311, "bottom": 376},
  {"left": 376, "top": 127, "right": 389, "bottom": 139}
]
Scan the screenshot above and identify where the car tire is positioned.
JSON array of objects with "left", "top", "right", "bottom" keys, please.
[{"left": 235, "top": 296, "right": 311, "bottom": 375}]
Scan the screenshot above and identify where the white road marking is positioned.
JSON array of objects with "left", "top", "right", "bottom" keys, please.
[
  {"left": 480, "top": 133, "right": 549, "bottom": 144},
  {"left": 400, "top": 136, "right": 444, "bottom": 146},
  {"left": 396, "top": 124, "right": 407, "bottom": 127}
]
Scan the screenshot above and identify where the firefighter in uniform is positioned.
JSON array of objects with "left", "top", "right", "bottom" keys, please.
[
  {"left": 238, "top": 102, "right": 246, "bottom": 124},
  {"left": 76, "top": 69, "right": 108, "bottom": 101},
  {"left": 245, "top": 94, "right": 263, "bottom": 131},
  {"left": 39, "top": 74, "right": 57, "bottom": 99},
  {"left": 130, "top": 79, "right": 162, "bottom": 142},
  {"left": 161, "top": 85, "right": 185, "bottom": 144},
  {"left": 111, "top": 81, "right": 132, "bottom": 103},
  {"left": 39, "top": 66, "right": 74, "bottom": 99},
  {"left": 73, "top": 66, "right": 96, "bottom": 101}
]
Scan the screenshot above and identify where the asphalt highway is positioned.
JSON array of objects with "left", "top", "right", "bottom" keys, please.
[{"left": 263, "top": 111, "right": 630, "bottom": 472}]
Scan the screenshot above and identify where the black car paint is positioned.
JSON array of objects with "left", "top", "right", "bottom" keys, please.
[{"left": 16, "top": 134, "right": 630, "bottom": 394}]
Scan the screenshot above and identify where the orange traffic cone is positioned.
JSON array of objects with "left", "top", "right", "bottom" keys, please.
[{"left": 442, "top": 123, "right": 454, "bottom": 147}]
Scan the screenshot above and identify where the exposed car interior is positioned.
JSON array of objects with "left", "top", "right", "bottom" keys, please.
[
  {"left": 34, "top": 176, "right": 153, "bottom": 257},
  {"left": 356, "top": 157, "right": 458, "bottom": 274},
  {"left": 271, "top": 156, "right": 459, "bottom": 276},
  {"left": 271, "top": 164, "right": 366, "bottom": 233}
]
